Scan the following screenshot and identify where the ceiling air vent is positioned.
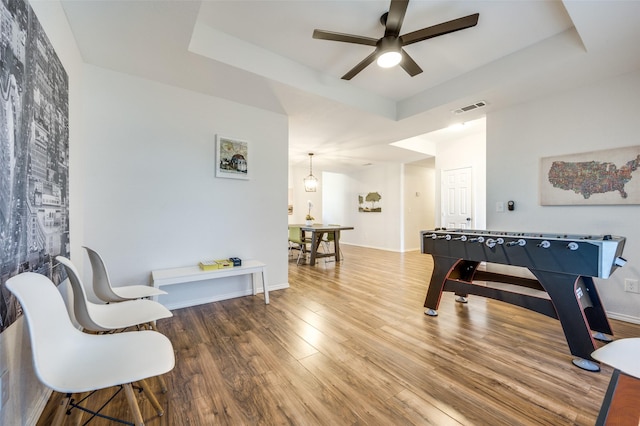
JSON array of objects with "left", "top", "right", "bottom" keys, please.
[{"left": 452, "top": 101, "right": 486, "bottom": 114}]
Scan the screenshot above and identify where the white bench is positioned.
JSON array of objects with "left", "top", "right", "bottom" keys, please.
[{"left": 151, "top": 260, "right": 268, "bottom": 308}]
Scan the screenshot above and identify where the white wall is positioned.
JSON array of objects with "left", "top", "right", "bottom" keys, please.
[
  {"left": 332, "top": 163, "right": 404, "bottom": 251},
  {"left": 0, "top": 1, "right": 85, "bottom": 424},
  {"left": 80, "top": 65, "right": 289, "bottom": 308},
  {"left": 403, "top": 163, "right": 436, "bottom": 251},
  {"left": 322, "top": 171, "right": 351, "bottom": 226},
  {"left": 319, "top": 164, "right": 434, "bottom": 252},
  {"left": 486, "top": 69, "right": 640, "bottom": 322},
  {"left": 435, "top": 126, "right": 487, "bottom": 230}
]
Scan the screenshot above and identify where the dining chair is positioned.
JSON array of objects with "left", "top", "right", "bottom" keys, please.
[
  {"left": 288, "top": 226, "right": 310, "bottom": 265},
  {"left": 56, "top": 256, "right": 172, "bottom": 333},
  {"left": 592, "top": 338, "right": 640, "bottom": 379},
  {"left": 83, "top": 246, "right": 166, "bottom": 303},
  {"left": 6, "top": 272, "right": 175, "bottom": 426}
]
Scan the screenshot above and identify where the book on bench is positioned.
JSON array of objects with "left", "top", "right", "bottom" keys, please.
[{"left": 198, "top": 259, "right": 233, "bottom": 270}]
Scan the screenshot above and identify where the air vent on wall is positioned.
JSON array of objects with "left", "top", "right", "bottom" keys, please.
[{"left": 452, "top": 100, "right": 486, "bottom": 114}]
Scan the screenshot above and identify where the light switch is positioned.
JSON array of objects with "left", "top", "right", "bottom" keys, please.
[{"left": 496, "top": 202, "right": 505, "bottom": 212}]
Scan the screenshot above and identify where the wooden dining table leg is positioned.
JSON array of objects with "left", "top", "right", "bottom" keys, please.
[
  {"left": 333, "top": 231, "right": 341, "bottom": 262},
  {"left": 309, "top": 232, "right": 319, "bottom": 266}
]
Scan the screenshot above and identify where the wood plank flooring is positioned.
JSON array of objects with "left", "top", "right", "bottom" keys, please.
[{"left": 37, "top": 245, "right": 640, "bottom": 425}]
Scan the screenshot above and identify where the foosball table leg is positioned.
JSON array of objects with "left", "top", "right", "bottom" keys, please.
[
  {"left": 455, "top": 296, "right": 468, "bottom": 303},
  {"left": 572, "top": 358, "right": 600, "bottom": 372},
  {"left": 425, "top": 308, "right": 438, "bottom": 316},
  {"left": 593, "top": 332, "right": 613, "bottom": 342}
]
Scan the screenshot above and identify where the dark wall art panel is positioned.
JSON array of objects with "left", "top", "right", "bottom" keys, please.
[{"left": 0, "top": 0, "right": 69, "bottom": 331}]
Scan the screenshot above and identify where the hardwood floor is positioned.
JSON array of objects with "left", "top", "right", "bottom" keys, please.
[{"left": 37, "top": 245, "right": 640, "bottom": 425}]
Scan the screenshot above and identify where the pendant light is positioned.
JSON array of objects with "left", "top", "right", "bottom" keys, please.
[{"left": 303, "top": 153, "right": 318, "bottom": 192}]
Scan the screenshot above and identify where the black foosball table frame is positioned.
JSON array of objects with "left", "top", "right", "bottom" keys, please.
[{"left": 421, "top": 229, "right": 627, "bottom": 371}]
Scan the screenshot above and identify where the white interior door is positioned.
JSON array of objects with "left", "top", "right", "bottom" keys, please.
[{"left": 441, "top": 167, "right": 474, "bottom": 229}]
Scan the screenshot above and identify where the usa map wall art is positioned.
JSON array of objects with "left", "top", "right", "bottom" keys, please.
[{"left": 540, "top": 145, "right": 640, "bottom": 205}]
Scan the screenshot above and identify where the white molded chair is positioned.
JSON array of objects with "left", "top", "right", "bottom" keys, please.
[
  {"left": 56, "top": 256, "right": 172, "bottom": 333},
  {"left": 83, "top": 246, "right": 166, "bottom": 302},
  {"left": 6, "top": 272, "right": 175, "bottom": 426},
  {"left": 592, "top": 338, "right": 640, "bottom": 379}
]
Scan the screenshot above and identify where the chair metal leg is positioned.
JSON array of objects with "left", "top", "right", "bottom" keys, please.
[
  {"left": 296, "top": 247, "right": 304, "bottom": 265},
  {"left": 123, "top": 383, "right": 145, "bottom": 426},
  {"left": 296, "top": 242, "right": 310, "bottom": 265},
  {"left": 288, "top": 241, "right": 297, "bottom": 258},
  {"left": 321, "top": 241, "right": 333, "bottom": 265},
  {"left": 322, "top": 241, "right": 343, "bottom": 263}
]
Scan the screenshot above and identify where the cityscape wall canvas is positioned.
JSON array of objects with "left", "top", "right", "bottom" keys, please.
[
  {"left": 0, "top": 0, "right": 69, "bottom": 331},
  {"left": 540, "top": 146, "right": 640, "bottom": 205}
]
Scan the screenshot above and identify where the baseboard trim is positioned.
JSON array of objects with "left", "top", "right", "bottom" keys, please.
[
  {"left": 30, "top": 388, "right": 52, "bottom": 426},
  {"left": 340, "top": 242, "right": 404, "bottom": 253},
  {"left": 607, "top": 311, "right": 640, "bottom": 325}
]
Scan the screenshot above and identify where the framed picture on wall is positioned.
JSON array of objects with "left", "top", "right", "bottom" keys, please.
[
  {"left": 216, "top": 135, "right": 250, "bottom": 180},
  {"left": 540, "top": 145, "right": 640, "bottom": 205},
  {"left": 358, "top": 192, "right": 382, "bottom": 212}
]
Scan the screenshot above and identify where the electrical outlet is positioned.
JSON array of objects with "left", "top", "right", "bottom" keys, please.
[{"left": 624, "top": 278, "right": 639, "bottom": 293}]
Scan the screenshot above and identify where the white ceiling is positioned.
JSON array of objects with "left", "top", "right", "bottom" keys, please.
[{"left": 60, "top": 0, "right": 640, "bottom": 172}]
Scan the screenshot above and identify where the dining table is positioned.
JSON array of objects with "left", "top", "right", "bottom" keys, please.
[{"left": 292, "top": 224, "right": 354, "bottom": 266}]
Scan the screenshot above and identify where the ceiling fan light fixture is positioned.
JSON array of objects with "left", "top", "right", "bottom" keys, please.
[
  {"left": 377, "top": 51, "right": 402, "bottom": 68},
  {"left": 376, "top": 36, "right": 402, "bottom": 68},
  {"left": 313, "top": 0, "right": 480, "bottom": 80}
]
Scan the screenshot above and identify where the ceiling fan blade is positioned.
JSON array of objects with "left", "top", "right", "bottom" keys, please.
[
  {"left": 401, "top": 13, "right": 479, "bottom": 46},
  {"left": 313, "top": 29, "right": 378, "bottom": 46},
  {"left": 399, "top": 49, "right": 423, "bottom": 77},
  {"left": 342, "top": 51, "right": 378, "bottom": 80},
  {"left": 384, "top": 0, "right": 409, "bottom": 37}
]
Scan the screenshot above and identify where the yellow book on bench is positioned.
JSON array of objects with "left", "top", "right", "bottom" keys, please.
[
  {"left": 198, "top": 260, "right": 219, "bottom": 270},
  {"left": 198, "top": 259, "right": 233, "bottom": 270},
  {"left": 214, "top": 259, "right": 233, "bottom": 269}
]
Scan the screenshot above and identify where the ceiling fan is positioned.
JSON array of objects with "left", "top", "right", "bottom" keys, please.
[{"left": 312, "top": 0, "right": 479, "bottom": 80}]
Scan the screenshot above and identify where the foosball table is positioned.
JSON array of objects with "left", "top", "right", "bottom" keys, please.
[{"left": 421, "top": 229, "right": 627, "bottom": 371}]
